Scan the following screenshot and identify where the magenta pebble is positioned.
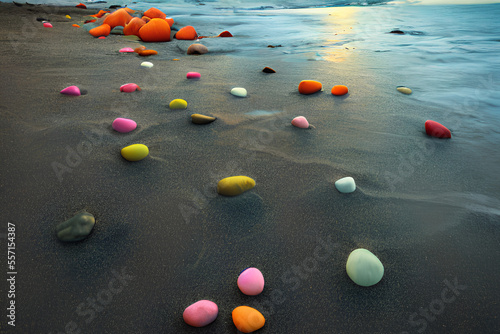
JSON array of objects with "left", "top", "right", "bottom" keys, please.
[
  {"left": 112, "top": 118, "right": 137, "bottom": 133},
  {"left": 186, "top": 72, "right": 201, "bottom": 79},
  {"left": 183, "top": 300, "right": 218, "bottom": 327},
  {"left": 237, "top": 267, "right": 265, "bottom": 296}
]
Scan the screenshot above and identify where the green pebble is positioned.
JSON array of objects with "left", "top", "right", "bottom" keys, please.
[{"left": 56, "top": 211, "right": 95, "bottom": 242}]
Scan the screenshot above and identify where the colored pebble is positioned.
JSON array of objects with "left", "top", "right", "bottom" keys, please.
[
  {"left": 238, "top": 268, "right": 265, "bottom": 296},
  {"left": 140, "top": 61, "right": 154, "bottom": 68},
  {"left": 291, "top": 116, "right": 309, "bottom": 129},
  {"left": 123, "top": 17, "right": 146, "bottom": 36},
  {"left": 298, "top": 80, "right": 322, "bottom": 95},
  {"left": 262, "top": 66, "right": 276, "bottom": 73},
  {"left": 119, "top": 47, "right": 135, "bottom": 52},
  {"left": 75, "top": 3, "right": 87, "bottom": 9},
  {"left": 334, "top": 177, "right": 356, "bottom": 193},
  {"left": 217, "top": 176, "right": 256, "bottom": 196},
  {"left": 191, "top": 114, "right": 216, "bottom": 124},
  {"left": 425, "top": 120, "right": 451, "bottom": 138},
  {"left": 139, "top": 18, "right": 171, "bottom": 42},
  {"left": 103, "top": 8, "right": 133, "bottom": 30},
  {"left": 89, "top": 24, "right": 111, "bottom": 37},
  {"left": 143, "top": 7, "right": 167, "bottom": 19},
  {"left": 176, "top": 25, "right": 198, "bottom": 40},
  {"left": 331, "top": 85, "right": 349, "bottom": 96},
  {"left": 98, "top": 36, "right": 106, "bottom": 39},
  {"left": 186, "top": 72, "right": 201, "bottom": 79},
  {"left": 137, "top": 49, "right": 158, "bottom": 56},
  {"left": 72, "top": 24, "right": 80, "bottom": 28},
  {"left": 218, "top": 30, "right": 233, "bottom": 37},
  {"left": 232, "top": 306, "right": 265, "bottom": 333},
  {"left": 121, "top": 144, "right": 149, "bottom": 161},
  {"left": 43, "top": 22, "right": 53, "bottom": 28},
  {"left": 65, "top": 15, "right": 71, "bottom": 19},
  {"left": 55, "top": 211, "right": 95, "bottom": 242},
  {"left": 183, "top": 300, "right": 218, "bottom": 327},
  {"left": 346, "top": 248, "right": 384, "bottom": 287},
  {"left": 112, "top": 118, "right": 137, "bottom": 133},
  {"left": 60, "top": 85, "right": 81, "bottom": 96},
  {"left": 169, "top": 99, "right": 188, "bottom": 109},
  {"left": 120, "top": 83, "right": 141, "bottom": 93},
  {"left": 187, "top": 43, "right": 208, "bottom": 55},
  {"left": 231, "top": 87, "right": 247, "bottom": 97},
  {"left": 397, "top": 86, "right": 412, "bottom": 94}
]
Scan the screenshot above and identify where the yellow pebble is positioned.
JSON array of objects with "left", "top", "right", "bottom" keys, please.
[
  {"left": 217, "top": 176, "right": 256, "bottom": 196},
  {"left": 397, "top": 86, "right": 412, "bottom": 95},
  {"left": 121, "top": 144, "right": 149, "bottom": 162},
  {"left": 169, "top": 99, "right": 187, "bottom": 109},
  {"left": 66, "top": 14, "right": 71, "bottom": 19}
]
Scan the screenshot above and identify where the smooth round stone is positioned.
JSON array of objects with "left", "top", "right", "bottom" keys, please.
[
  {"left": 183, "top": 300, "right": 218, "bottom": 327},
  {"left": 262, "top": 66, "right": 276, "bottom": 73},
  {"left": 119, "top": 47, "right": 135, "bottom": 53},
  {"left": 232, "top": 306, "right": 265, "bottom": 333},
  {"left": 187, "top": 43, "right": 208, "bottom": 55},
  {"left": 121, "top": 144, "right": 149, "bottom": 161},
  {"left": 141, "top": 61, "right": 154, "bottom": 68},
  {"left": 425, "top": 120, "right": 451, "bottom": 138},
  {"left": 187, "top": 72, "right": 201, "bottom": 79},
  {"left": 217, "top": 176, "right": 256, "bottom": 196},
  {"left": 291, "top": 116, "right": 309, "bottom": 129},
  {"left": 397, "top": 86, "right": 412, "bottom": 94},
  {"left": 231, "top": 87, "right": 247, "bottom": 97},
  {"left": 346, "top": 248, "right": 384, "bottom": 287},
  {"left": 120, "top": 83, "right": 141, "bottom": 93},
  {"left": 56, "top": 211, "right": 95, "bottom": 242},
  {"left": 238, "top": 268, "right": 265, "bottom": 296},
  {"left": 335, "top": 176, "right": 356, "bottom": 193},
  {"left": 43, "top": 22, "right": 53, "bottom": 28},
  {"left": 169, "top": 99, "right": 188, "bottom": 109},
  {"left": 60, "top": 85, "right": 81, "bottom": 96},
  {"left": 112, "top": 117, "right": 137, "bottom": 133},
  {"left": 191, "top": 114, "right": 216, "bottom": 124}
]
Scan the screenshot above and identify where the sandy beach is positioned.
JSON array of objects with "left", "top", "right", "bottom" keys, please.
[{"left": 0, "top": 2, "right": 499, "bottom": 333}]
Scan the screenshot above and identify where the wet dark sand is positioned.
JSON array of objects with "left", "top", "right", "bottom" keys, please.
[{"left": 0, "top": 3, "right": 499, "bottom": 333}]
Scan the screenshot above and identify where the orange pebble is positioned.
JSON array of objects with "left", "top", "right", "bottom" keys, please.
[
  {"left": 72, "top": 24, "right": 80, "bottom": 28},
  {"left": 331, "top": 85, "right": 349, "bottom": 96},
  {"left": 298, "top": 80, "right": 322, "bottom": 95},
  {"left": 232, "top": 306, "right": 265, "bottom": 333},
  {"left": 123, "top": 17, "right": 146, "bottom": 36},
  {"left": 75, "top": 3, "right": 86, "bottom": 9},
  {"left": 103, "top": 8, "right": 133, "bottom": 29},
  {"left": 143, "top": 7, "right": 166, "bottom": 19},
  {"left": 137, "top": 49, "right": 158, "bottom": 56},
  {"left": 89, "top": 24, "right": 111, "bottom": 37},
  {"left": 175, "top": 25, "right": 198, "bottom": 40},
  {"left": 138, "top": 18, "right": 171, "bottom": 42},
  {"left": 90, "top": 10, "right": 110, "bottom": 18},
  {"left": 164, "top": 18, "right": 174, "bottom": 27}
]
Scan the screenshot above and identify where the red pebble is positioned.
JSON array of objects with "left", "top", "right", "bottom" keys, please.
[{"left": 425, "top": 120, "right": 451, "bottom": 138}]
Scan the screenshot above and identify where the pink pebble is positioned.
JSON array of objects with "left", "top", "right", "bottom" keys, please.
[
  {"left": 237, "top": 267, "right": 265, "bottom": 296},
  {"left": 291, "top": 116, "right": 310, "bottom": 129},
  {"left": 43, "top": 22, "right": 53, "bottom": 28},
  {"left": 120, "top": 83, "right": 141, "bottom": 93},
  {"left": 186, "top": 72, "right": 201, "bottom": 79},
  {"left": 98, "top": 36, "right": 106, "bottom": 39},
  {"left": 60, "top": 85, "right": 81, "bottom": 96},
  {"left": 119, "top": 47, "right": 135, "bottom": 53},
  {"left": 183, "top": 300, "right": 218, "bottom": 327},
  {"left": 112, "top": 118, "right": 137, "bottom": 133}
]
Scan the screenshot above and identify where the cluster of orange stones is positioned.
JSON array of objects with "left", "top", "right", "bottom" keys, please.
[{"left": 78, "top": 6, "right": 232, "bottom": 43}]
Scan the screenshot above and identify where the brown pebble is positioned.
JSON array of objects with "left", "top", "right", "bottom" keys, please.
[
  {"left": 187, "top": 43, "right": 208, "bottom": 55},
  {"left": 262, "top": 67, "right": 276, "bottom": 73}
]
